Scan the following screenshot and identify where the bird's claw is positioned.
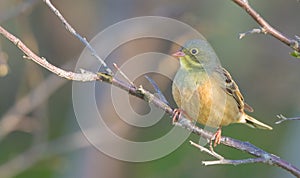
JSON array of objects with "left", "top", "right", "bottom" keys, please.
[
  {"left": 210, "top": 128, "right": 222, "bottom": 148},
  {"left": 172, "top": 108, "right": 182, "bottom": 124}
]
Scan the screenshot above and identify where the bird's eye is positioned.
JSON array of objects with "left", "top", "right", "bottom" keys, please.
[{"left": 190, "top": 48, "right": 199, "bottom": 55}]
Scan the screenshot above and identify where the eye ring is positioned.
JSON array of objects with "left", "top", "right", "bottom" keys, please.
[{"left": 190, "top": 48, "right": 199, "bottom": 55}]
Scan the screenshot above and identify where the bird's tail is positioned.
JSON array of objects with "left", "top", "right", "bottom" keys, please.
[{"left": 243, "top": 114, "right": 273, "bottom": 130}]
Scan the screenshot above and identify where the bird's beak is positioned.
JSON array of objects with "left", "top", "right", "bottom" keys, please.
[{"left": 172, "top": 51, "right": 185, "bottom": 57}]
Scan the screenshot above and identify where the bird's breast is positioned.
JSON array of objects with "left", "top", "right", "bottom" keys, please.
[{"left": 172, "top": 69, "right": 241, "bottom": 128}]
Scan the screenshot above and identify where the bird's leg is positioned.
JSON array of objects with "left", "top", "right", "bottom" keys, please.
[
  {"left": 172, "top": 108, "right": 193, "bottom": 124},
  {"left": 210, "top": 127, "right": 222, "bottom": 147},
  {"left": 172, "top": 108, "right": 183, "bottom": 124}
]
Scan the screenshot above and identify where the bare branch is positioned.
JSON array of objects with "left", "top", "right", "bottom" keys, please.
[
  {"left": 276, "top": 114, "right": 300, "bottom": 124},
  {"left": 190, "top": 141, "right": 224, "bottom": 160},
  {"left": 43, "top": 0, "right": 112, "bottom": 74},
  {"left": 145, "top": 75, "right": 169, "bottom": 105},
  {"left": 239, "top": 28, "right": 265, "bottom": 39},
  {"left": 1, "top": 23, "right": 300, "bottom": 176},
  {"left": 0, "top": 1, "right": 300, "bottom": 176},
  {"left": 191, "top": 141, "right": 272, "bottom": 166},
  {"left": 202, "top": 157, "right": 267, "bottom": 166},
  {"left": 232, "top": 0, "right": 300, "bottom": 53},
  {"left": 113, "top": 63, "right": 135, "bottom": 87},
  {"left": 0, "top": 26, "right": 98, "bottom": 81}
]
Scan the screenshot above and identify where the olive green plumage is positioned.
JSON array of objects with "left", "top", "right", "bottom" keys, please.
[{"left": 172, "top": 39, "right": 272, "bottom": 130}]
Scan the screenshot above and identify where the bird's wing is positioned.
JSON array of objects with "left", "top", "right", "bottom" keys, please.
[{"left": 214, "top": 67, "right": 254, "bottom": 112}]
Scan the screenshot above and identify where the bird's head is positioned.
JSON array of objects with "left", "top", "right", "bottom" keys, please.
[{"left": 173, "top": 39, "right": 220, "bottom": 71}]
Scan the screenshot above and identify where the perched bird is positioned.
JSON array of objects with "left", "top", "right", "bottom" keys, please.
[{"left": 172, "top": 39, "right": 272, "bottom": 146}]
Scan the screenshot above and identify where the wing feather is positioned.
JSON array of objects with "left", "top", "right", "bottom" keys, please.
[{"left": 214, "top": 67, "right": 253, "bottom": 112}]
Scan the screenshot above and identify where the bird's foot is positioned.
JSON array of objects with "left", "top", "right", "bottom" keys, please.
[
  {"left": 172, "top": 108, "right": 194, "bottom": 124},
  {"left": 210, "top": 128, "right": 222, "bottom": 148},
  {"left": 172, "top": 108, "right": 183, "bottom": 124}
]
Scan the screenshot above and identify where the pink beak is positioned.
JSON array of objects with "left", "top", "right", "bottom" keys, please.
[{"left": 172, "top": 51, "right": 185, "bottom": 57}]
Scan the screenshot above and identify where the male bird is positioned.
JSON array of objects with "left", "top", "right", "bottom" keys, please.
[{"left": 172, "top": 39, "right": 272, "bottom": 146}]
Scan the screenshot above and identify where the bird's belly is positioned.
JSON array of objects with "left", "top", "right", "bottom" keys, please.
[{"left": 173, "top": 81, "right": 241, "bottom": 128}]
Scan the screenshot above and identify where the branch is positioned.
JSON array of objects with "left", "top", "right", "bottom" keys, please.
[
  {"left": 3, "top": 24, "right": 297, "bottom": 173},
  {"left": 190, "top": 141, "right": 267, "bottom": 166},
  {"left": 43, "top": 0, "right": 112, "bottom": 75},
  {"left": 0, "top": 26, "right": 98, "bottom": 82},
  {"left": 232, "top": 0, "right": 300, "bottom": 53},
  {"left": 276, "top": 114, "right": 300, "bottom": 124},
  {"left": 0, "top": 1, "right": 300, "bottom": 177}
]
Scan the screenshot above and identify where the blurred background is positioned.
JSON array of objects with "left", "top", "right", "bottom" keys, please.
[{"left": 0, "top": 0, "right": 299, "bottom": 178}]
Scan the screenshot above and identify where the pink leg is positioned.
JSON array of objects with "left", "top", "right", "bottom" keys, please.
[
  {"left": 212, "top": 127, "right": 222, "bottom": 147},
  {"left": 172, "top": 108, "right": 182, "bottom": 124},
  {"left": 172, "top": 108, "right": 194, "bottom": 124}
]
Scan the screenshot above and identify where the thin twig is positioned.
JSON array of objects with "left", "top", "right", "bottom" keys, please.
[
  {"left": 113, "top": 63, "right": 135, "bottom": 87},
  {"left": 1, "top": 2, "right": 300, "bottom": 177},
  {"left": 107, "top": 74, "right": 300, "bottom": 176},
  {"left": 202, "top": 157, "right": 267, "bottom": 166},
  {"left": 239, "top": 28, "right": 264, "bottom": 39},
  {"left": 0, "top": 26, "right": 98, "bottom": 81},
  {"left": 232, "top": 0, "right": 300, "bottom": 52},
  {"left": 145, "top": 75, "right": 169, "bottom": 105},
  {"left": 43, "top": 0, "right": 113, "bottom": 75},
  {"left": 1, "top": 23, "right": 300, "bottom": 177},
  {"left": 190, "top": 141, "right": 224, "bottom": 160},
  {"left": 276, "top": 114, "right": 300, "bottom": 124},
  {"left": 190, "top": 140, "right": 270, "bottom": 166}
]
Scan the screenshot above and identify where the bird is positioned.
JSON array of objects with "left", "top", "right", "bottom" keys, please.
[{"left": 171, "top": 39, "right": 272, "bottom": 146}]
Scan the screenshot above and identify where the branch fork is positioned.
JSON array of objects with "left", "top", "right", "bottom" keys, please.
[{"left": 0, "top": 0, "right": 299, "bottom": 177}]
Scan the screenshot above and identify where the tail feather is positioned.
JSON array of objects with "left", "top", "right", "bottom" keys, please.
[{"left": 243, "top": 114, "right": 273, "bottom": 130}]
